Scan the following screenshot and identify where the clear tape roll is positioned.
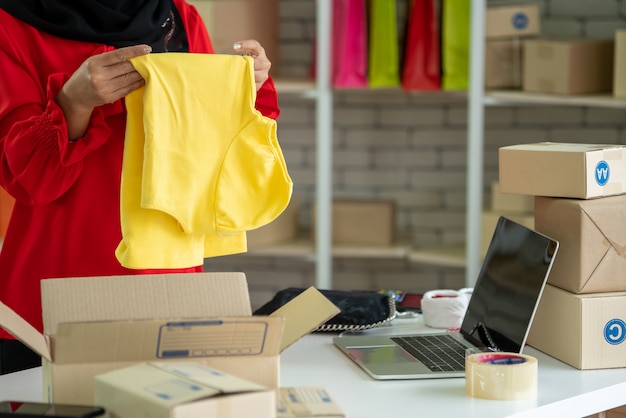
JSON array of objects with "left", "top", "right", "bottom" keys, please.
[
  {"left": 465, "top": 352, "right": 538, "bottom": 400},
  {"left": 421, "top": 289, "right": 472, "bottom": 329}
]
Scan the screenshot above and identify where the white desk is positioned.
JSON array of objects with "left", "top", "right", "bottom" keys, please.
[{"left": 2, "top": 320, "right": 626, "bottom": 418}]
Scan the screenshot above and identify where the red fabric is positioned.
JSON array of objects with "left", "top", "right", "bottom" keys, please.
[
  {"left": 0, "top": 0, "right": 280, "bottom": 339},
  {"left": 401, "top": 0, "right": 441, "bottom": 91}
]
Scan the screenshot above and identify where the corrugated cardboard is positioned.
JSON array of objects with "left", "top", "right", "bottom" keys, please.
[
  {"left": 499, "top": 142, "right": 626, "bottom": 199},
  {"left": 277, "top": 387, "right": 345, "bottom": 418},
  {"left": 535, "top": 195, "right": 626, "bottom": 293},
  {"left": 486, "top": 3, "right": 541, "bottom": 39},
  {"left": 312, "top": 200, "right": 396, "bottom": 246},
  {"left": 614, "top": 30, "right": 626, "bottom": 98},
  {"left": 523, "top": 38, "right": 614, "bottom": 94},
  {"left": 485, "top": 39, "right": 523, "bottom": 89},
  {"left": 0, "top": 274, "right": 339, "bottom": 406},
  {"left": 95, "top": 362, "right": 275, "bottom": 418},
  {"left": 248, "top": 198, "right": 299, "bottom": 250},
  {"left": 481, "top": 211, "right": 534, "bottom": 258},
  {"left": 527, "top": 284, "right": 626, "bottom": 370},
  {"left": 490, "top": 181, "right": 534, "bottom": 213},
  {"left": 187, "top": 0, "right": 279, "bottom": 75}
]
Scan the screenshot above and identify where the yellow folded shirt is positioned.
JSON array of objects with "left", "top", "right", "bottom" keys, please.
[{"left": 116, "top": 53, "right": 292, "bottom": 269}]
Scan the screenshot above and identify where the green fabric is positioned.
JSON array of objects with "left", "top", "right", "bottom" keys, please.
[
  {"left": 368, "top": 0, "right": 400, "bottom": 88},
  {"left": 442, "top": 0, "right": 471, "bottom": 90}
]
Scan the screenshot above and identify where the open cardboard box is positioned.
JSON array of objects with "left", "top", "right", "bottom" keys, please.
[{"left": 0, "top": 273, "right": 340, "bottom": 406}]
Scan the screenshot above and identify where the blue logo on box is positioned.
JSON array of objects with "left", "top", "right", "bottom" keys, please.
[
  {"left": 604, "top": 319, "right": 626, "bottom": 345},
  {"left": 595, "top": 160, "right": 610, "bottom": 186},
  {"left": 511, "top": 13, "right": 529, "bottom": 30}
]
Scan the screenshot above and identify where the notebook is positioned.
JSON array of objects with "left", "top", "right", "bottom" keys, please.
[{"left": 333, "top": 216, "right": 559, "bottom": 380}]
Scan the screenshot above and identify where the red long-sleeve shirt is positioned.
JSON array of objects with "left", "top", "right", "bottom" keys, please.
[{"left": 0, "top": 1, "right": 280, "bottom": 339}]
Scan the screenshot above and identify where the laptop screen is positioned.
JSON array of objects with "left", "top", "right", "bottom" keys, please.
[{"left": 460, "top": 216, "right": 558, "bottom": 352}]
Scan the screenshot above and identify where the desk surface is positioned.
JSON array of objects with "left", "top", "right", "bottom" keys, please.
[{"left": 1, "top": 319, "right": 626, "bottom": 418}]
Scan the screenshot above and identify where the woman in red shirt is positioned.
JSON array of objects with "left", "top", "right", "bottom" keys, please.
[{"left": 0, "top": 0, "right": 279, "bottom": 374}]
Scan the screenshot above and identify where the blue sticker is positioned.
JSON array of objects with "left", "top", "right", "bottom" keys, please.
[
  {"left": 595, "top": 160, "right": 610, "bottom": 186},
  {"left": 511, "top": 13, "right": 529, "bottom": 30},
  {"left": 604, "top": 319, "right": 626, "bottom": 345}
]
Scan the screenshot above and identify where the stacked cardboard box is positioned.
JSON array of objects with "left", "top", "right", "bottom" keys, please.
[
  {"left": 480, "top": 181, "right": 534, "bottom": 258},
  {"left": 499, "top": 142, "right": 626, "bottom": 370},
  {"left": 614, "top": 29, "right": 626, "bottom": 98},
  {"left": 484, "top": 3, "right": 541, "bottom": 89}
]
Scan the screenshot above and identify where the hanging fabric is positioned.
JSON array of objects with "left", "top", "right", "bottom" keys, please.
[
  {"left": 332, "top": 0, "right": 368, "bottom": 88},
  {"left": 402, "top": 0, "right": 442, "bottom": 91},
  {"left": 368, "top": 0, "right": 401, "bottom": 88},
  {"left": 441, "top": 0, "right": 470, "bottom": 90}
]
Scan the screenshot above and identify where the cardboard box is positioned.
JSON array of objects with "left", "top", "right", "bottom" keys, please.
[
  {"left": 485, "top": 39, "right": 524, "bottom": 89},
  {"left": 499, "top": 142, "right": 626, "bottom": 199},
  {"left": 277, "top": 387, "right": 345, "bottom": 418},
  {"left": 486, "top": 3, "right": 541, "bottom": 39},
  {"left": 0, "top": 273, "right": 340, "bottom": 406},
  {"left": 535, "top": 195, "right": 626, "bottom": 294},
  {"left": 481, "top": 211, "right": 534, "bottom": 258},
  {"left": 614, "top": 30, "right": 626, "bottom": 98},
  {"left": 490, "top": 181, "right": 534, "bottom": 213},
  {"left": 312, "top": 199, "right": 396, "bottom": 246},
  {"left": 527, "top": 284, "right": 626, "bottom": 370},
  {"left": 187, "top": 0, "right": 279, "bottom": 75},
  {"left": 523, "top": 38, "right": 614, "bottom": 94},
  {"left": 248, "top": 198, "right": 299, "bottom": 249},
  {"left": 95, "top": 362, "right": 275, "bottom": 418},
  {"left": 0, "top": 187, "right": 14, "bottom": 238}
]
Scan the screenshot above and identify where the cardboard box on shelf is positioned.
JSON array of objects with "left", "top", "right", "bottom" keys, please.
[
  {"left": 486, "top": 3, "right": 541, "bottom": 39},
  {"left": 485, "top": 39, "right": 524, "bottom": 89},
  {"left": 95, "top": 362, "right": 275, "bottom": 418},
  {"left": 523, "top": 38, "right": 614, "bottom": 94},
  {"left": 499, "top": 142, "right": 626, "bottom": 199},
  {"left": 248, "top": 198, "right": 299, "bottom": 249},
  {"left": 277, "top": 387, "right": 345, "bottom": 418},
  {"left": 187, "top": 0, "right": 279, "bottom": 75},
  {"left": 614, "top": 30, "right": 626, "bottom": 98},
  {"left": 312, "top": 199, "right": 396, "bottom": 247},
  {"left": 527, "top": 284, "right": 626, "bottom": 370},
  {"left": 0, "top": 273, "right": 340, "bottom": 406},
  {"left": 534, "top": 195, "right": 626, "bottom": 294},
  {"left": 481, "top": 211, "right": 534, "bottom": 258},
  {"left": 490, "top": 181, "right": 534, "bottom": 213},
  {"left": 0, "top": 187, "right": 14, "bottom": 238}
]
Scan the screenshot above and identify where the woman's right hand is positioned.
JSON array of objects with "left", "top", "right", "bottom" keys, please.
[{"left": 55, "top": 44, "right": 152, "bottom": 141}]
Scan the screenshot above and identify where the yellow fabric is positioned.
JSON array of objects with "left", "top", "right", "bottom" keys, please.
[{"left": 116, "top": 53, "right": 292, "bottom": 269}]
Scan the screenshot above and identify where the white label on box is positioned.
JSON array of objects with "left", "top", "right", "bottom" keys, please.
[{"left": 157, "top": 320, "right": 268, "bottom": 358}]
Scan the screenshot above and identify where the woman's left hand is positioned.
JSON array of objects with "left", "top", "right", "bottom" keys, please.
[{"left": 233, "top": 39, "right": 271, "bottom": 91}]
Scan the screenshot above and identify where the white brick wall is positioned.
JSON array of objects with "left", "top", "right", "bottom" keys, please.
[{"left": 207, "top": 0, "right": 626, "bottom": 308}]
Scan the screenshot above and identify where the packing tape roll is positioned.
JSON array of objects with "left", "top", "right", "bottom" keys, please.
[
  {"left": 421, "top": 289, "right": 472, "bottom": 329},
  {"left": 465, "top": 352, "right": 538, "bottom": 400}
]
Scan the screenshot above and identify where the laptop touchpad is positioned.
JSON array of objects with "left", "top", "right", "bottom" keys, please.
[{"left": 347, "top": 345, "right": 418, "bottom": 364}]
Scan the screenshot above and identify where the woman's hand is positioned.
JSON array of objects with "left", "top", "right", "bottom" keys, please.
[
  {"left": 55, "top": 44, "right": 152, "bottom": 141},
  {"left": 233, "top": 39, "right": 271, "bottom": 91}
]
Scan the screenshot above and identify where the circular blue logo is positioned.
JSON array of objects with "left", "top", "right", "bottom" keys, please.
[
  {"left": 511, "top": 13, "right": 529, "bottom": 30},
  {"left": 604, "top": 319, "right": 626, "bottom": 345},
  {"left": 595, "top": 160, "right": 610, "bottom": 186}
]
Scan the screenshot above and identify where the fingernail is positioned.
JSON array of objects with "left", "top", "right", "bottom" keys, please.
[
  {"left": 144, "top": 45, "right": 152, "bottom": 53},
  {"left": 233, "top": 43, "right": 242, "bottom": 50}
]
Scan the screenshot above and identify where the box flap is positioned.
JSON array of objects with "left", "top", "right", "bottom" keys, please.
[
  {"left": 277, "top": 387, "right": 345, "bottom": 418},
  {"left": 0, "top": 301, "right": 51, "bottom": 361},
  {"left": 53, "top": 316, "right": 283, "bottom": 364},
  {"left": 269, "top": 287, "right": 340, "bottom": 351},
  {"left": 41, "top": 272, "right": 251, "bottom": 335},
  {"left": 502, "top": 142, "right": 624, "bottom": 153}
]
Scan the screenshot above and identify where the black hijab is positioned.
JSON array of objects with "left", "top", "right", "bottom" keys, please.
[{"left": 0, "top": 0, "right": 188, "bottom": 52}]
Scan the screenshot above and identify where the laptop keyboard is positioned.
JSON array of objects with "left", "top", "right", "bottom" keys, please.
[{"left": 391, "top": 334, "right": 468, "bottom": 372}]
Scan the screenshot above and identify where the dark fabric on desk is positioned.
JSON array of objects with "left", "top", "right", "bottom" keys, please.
[{"left": 0, "top": 339, "right": 41, "bottom": 375}]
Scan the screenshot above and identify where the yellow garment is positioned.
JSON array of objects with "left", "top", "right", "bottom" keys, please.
[{"left": 116, "top": 53, "right": 292, "bottom": 269}]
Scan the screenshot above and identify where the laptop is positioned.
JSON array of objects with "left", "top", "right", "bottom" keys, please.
[{"left": 333, "top": 216, "right": 559, "bottom": 380}]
